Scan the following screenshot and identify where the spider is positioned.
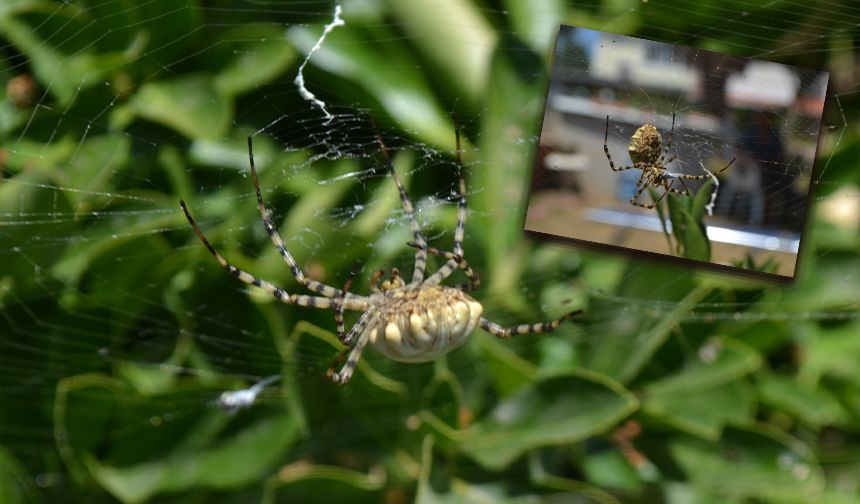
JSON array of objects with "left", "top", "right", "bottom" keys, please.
[
  {"left": 603, "top": 113, "right": 735, "bottom": 209},
  {"left": 180, "top": 125, "right": 582, "bottom": 385}
]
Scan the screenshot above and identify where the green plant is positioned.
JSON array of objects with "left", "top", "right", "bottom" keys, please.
[{"left": 1, "top": 1, "right": 859, "bottom": 503}]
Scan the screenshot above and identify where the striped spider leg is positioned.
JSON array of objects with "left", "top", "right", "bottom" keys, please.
[
  {"left": 181, "top": 123, "right": 582, "bottom": 386},
  {"left": 604, "top": 114, "right": 735, "bottom": 209}
]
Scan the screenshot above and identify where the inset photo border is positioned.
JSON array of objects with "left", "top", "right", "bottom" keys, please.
[{"left": 524, "top": 25, "right": 829, "bottom": 282}]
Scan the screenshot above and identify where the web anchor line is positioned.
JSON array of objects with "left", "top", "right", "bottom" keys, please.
[{"left": 293, "top": 4, "right": 345, "bottom": 123}]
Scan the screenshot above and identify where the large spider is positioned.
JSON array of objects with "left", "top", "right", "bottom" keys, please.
[
  {"left": 603, "top": 114, "right": 735, "bottom": 209},
  {"left": 180, "top": 126, "right": 582, "bottom": 385}
]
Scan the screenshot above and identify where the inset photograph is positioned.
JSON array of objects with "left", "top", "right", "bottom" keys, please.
[{"left": 524, "top": 25, "right": 829, "bottom": 281}]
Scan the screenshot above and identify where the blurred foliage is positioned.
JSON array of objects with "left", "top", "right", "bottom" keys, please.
[
  {"left": 652, "top": 183, "right": 714, "bottom": 263},
  {"left": 1, "top": 0, "right": 859, "bottom": 503}
]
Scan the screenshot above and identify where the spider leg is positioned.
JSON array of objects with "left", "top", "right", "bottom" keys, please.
[
  {"left": 421, "top": 123, "right": 482, "bottom": 290},
  {"left": 666, "top": 112, "right": 676, "bottom": 151},
  {"left": 658, "top": 112, "right": 676, "bottom": 164},
  {"left": 604, "top": 116, "right": 638, "bottom": 172},
  {"left": 667, "top": 175, "right": 692, "bottom": 197},
  {"left": 669, "top": 171, "right": 710, "bottom": 181},
  {"left": 334, "top": 265, "right": 359, "bottom": 342},
  {"left": 326, "top": 349, "right": 349, "bottom": 381},
  {"left": 670, "top": 157, "right": 737, "bottom": 181},
  {"left": 715, "top": 156, "right": 736, "bottom": 175},
  {"left": 373, "top": 127, "right": 428, "bottom": 284},
  {"left": 630, "top": 173, "right": 659, "bottom": 209},
  {"left": 407, "top": 242, "right": 480, "bottom": 291},
  {"left": 651, "top": 184, "right": 671, "bottom": 207},
  {"left": 369, "top": 269, "right": 385, "bottom": 294},
  {"left": 247, "top": 136, "right": 346, "bottom": 298},
  {"left": 451, "top": 122, "right": 467, "bottom": 261},
  {"left": 480, "top": 309, "right": 583, "bottom": 338},
  {"left": 653, "top": 173, "right": 692, "bottom": 204},
  {"left": 327, "top": 314, "right": 376, "bottom": 384},
  {"left": 663, "top": 156, "right": 734, "bottom": 196},
  {"left": 604, "top": 116, "right": 618, "bottom": 171},
  {"left": 180, "top": 201, "right": 367, "bottom": 311}
]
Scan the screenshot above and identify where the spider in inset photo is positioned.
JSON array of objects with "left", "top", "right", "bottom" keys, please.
[
  {"left": 603, "top": 113, "right": 735, "bottom": 209},
  {"left": 180, "top": 125, "right": 582, "bottom": 385}
]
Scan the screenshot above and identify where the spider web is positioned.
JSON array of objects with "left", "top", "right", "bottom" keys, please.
[
  {"left": 0, "top": 0, "right": 858, "bottom": 501},
  {"left": 527, "top": 25, "right": 829, "bottom": 278}
]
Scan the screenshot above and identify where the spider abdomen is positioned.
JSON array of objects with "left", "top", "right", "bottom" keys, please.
[
  {"left": 370, "top": 284, "right": 483, "bottom": 362},
  {"left": 628, "top": 124, "right": 662, "bottom": 165}
]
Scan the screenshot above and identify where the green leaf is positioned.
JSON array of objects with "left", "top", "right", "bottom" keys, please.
[
  {"left": 580, "top": 257, "right": 626, "bottom": 292},
  {"left": 798, "top": 320, "right": 860, "bottom": 385},
  {"left": 277, "top": 321, "right": 407, "bottom": 396},
  {"left": 670, "top": 426, "right": 824, "bottom": 501},
  {"left": 417, "top": 436, "right": 545, "bottom": 504},
  {"left": 0, "top": 6, "right": 128, "bottom": 103},
  {"left": 580, "top": 449, "right": 643, "bottom": 493},
  {"left": 114, "top": 361, "right": 179, "bottom": 397},
  {"left": 424, "top": 481, "right": 542, "bottom": 504},
  {"left": 643, "top": 338, "right": 762, "bottom": 396},
  {"left": 423, "top": 364, "right": 466, "bottom": 428},
  {"left": 130, "top": 75, "right": 232, "bottom": 140},
  {"left": 641, "top": 338, "right": 761, "bottom": 438},
  {"left": 0, "top": 445, "right": 36, "bottom": 504},
  {"left": 52, "top": 214, "right": 175, "bottom": 288},
  {"left": 212, "top": 25, "right": 297, "bottom": 96},
  {"left": 58, "top": 134, "right": 131, "bottom": 210},
  {"left": 452, "top": 369, "right": 638, "bottom": 470},
  {"left": 537, "top": 335, "right": 580, "bottom": 378},
  {"left": 644, "top": 380, "right": 756, "bottom": 440},
  {"left": 168, "top": 414, "right": 299, "bottom": 490},
  {"left": 668, "top": 196, "right": 710, "bottom": 262},
  {"left": 473, "top": 47, "right": 544, "bottom": 297},
  {"left": 189, "top": 134, "right": 280, "bottom": 172},
  {"left": 0, "top": 138, "right": 77, "bottom": 286},
  {"left": 652, "top": 188, "right": 675, "bottom": 253},
  {"left": 387, "top": 0, "right": 497, "bottom": 99},
  {"left": 663, "top": 482, "right": 745, "bottom": 504},
  {"left": 56, "top": 373, "right": 301, "bottom": 503},
  {"left": 681, "top": 216, "right": 710, "bottom": 261},
  {"left": 666, "top": 194, "right": 688, "bottom": 256},
  {"left": 88, "top": 412, "right": 301, "bottom": 503},
  {"left": 262, "top": 461, "right": 386, "bottom": 503},
  {"left": 504, "top": 0, "right": 565, "bottom": 54},
  {"left": 53, "top": 374, "right": 119, "bottom": 483},
  {"left": 757, "top": 374, "right": 851, "bottom": 428},
  {"left": 588, "top": 283, "right": 709, "bottom": 384},
  {"left": 158, "top": 146, "right": 196, "bottom": 201},
  {"left": 472, "top": 331, "right": 538, "bottom": 396},
  {"left": 780, "top": 258, "right": 860, "bottom": 311},
  {"left": 813, "top": 130, "right": 860, "bottom": 197},
  {"left": 528, "top": 451, "right": 622, "bottom": 503}
]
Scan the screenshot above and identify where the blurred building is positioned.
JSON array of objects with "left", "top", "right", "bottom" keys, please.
[{"left": 590, "top": 34, "right": 701, "bottom": 101}]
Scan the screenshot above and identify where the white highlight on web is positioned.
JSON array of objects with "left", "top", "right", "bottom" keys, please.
[
  {"left": 217, "top": 375, "right": 281, "bottom": 415},
  {"left": 294, "top": 4, "right": 345, "bottom": 122},
  {"left": 700, "top": 162, "right": 720, "bottom": 217}
]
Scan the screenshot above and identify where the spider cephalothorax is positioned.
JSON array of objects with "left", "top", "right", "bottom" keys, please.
[
  {"left": 181, "top": 124, "right": 582, "bottom": 385},
  {"left": 604, "top": 114, "right": 735, "bottom": 209}
]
